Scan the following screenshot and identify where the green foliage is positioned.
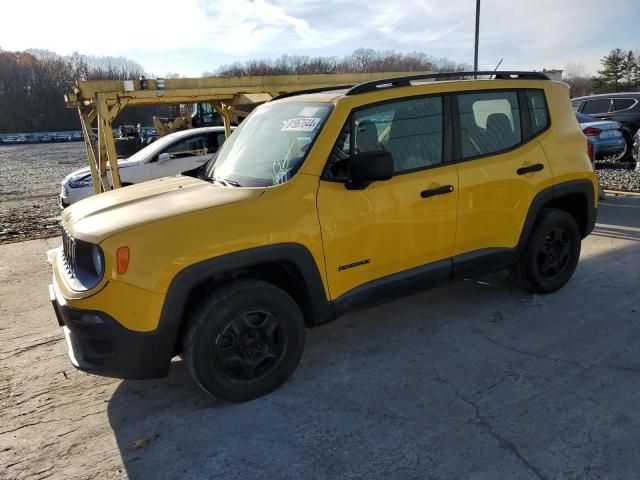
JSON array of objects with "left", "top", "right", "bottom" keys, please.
[{"left": 593, "top": 48, "right": 639, "bottom": 93}]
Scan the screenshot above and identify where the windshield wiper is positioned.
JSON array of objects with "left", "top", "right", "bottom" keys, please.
[
  {"left": 209, "top": 176, "right": 242, "bottom": 187},
  {"left": 220, "top": 178, "right": 243, "bottom": 187}
]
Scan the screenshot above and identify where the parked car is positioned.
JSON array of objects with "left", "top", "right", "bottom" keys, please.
[
  {"left": 575, "top": 112, "right": 626, "bottom": 160},
  {"left": 50, "top": 72, "right": 597, "bottom": 402},
  {"left": 633, "top": 128, "right": 639, "bottom": 164},
  {"left": 572, "top": 93, "right": 640, "bottom": 160},
  {"left": 60, "top": 126, "right": 232, "bottom": 207}
]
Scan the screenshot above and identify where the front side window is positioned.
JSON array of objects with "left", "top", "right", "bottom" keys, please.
[
  {"left": 457, "top": 91, "right": 522, "bottom": 158},
  {"left": 207, "top": 102, "right": 332, "bottom": 187},
  {"left": 164, "top": 136, "right": 208, "bottom": 156},
  {"left": 583, "top": 98, "right": 612, "bottom": 115},
  {"left": 324, "top": 96, "right": 443, "bottom": 180}
]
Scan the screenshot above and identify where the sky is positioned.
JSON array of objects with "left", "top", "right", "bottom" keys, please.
[{"left": 1, "top": 0, "right": 639, "bottom": 77}]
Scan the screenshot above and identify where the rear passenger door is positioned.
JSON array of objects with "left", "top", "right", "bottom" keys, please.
[{"left": 452, "top": 90, "right": 554, "bottom": 263}]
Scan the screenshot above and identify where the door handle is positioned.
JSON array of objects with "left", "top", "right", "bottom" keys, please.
[
  {"left": 517, "top": 163, "right": 544, "bottom": 175},
  {"left": 421, "top": 184, "right": 454, "bottom": 198}
]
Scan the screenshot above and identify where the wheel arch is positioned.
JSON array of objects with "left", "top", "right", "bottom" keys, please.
[
  {"left": 518, "top": 179, "right": 597, "bottom": 251},
  {"left": 157, "top": 243, "right": 335, "bottom": 356}
]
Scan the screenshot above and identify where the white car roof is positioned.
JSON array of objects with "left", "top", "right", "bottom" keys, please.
[{"left": 163, "top": 126, "right": 233, "bottom": 141}]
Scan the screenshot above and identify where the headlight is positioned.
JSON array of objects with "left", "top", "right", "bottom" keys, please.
[
  {"left": 92, "top": 245, "right": 104, "bottom": 278},
  {"left": 68, "top": 175, "right": 93, "bottom": 188}
]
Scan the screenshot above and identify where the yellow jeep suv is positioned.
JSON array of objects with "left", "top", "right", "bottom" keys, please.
[{"left": 49, "top": 71, "right": 598, "bottom": 401}]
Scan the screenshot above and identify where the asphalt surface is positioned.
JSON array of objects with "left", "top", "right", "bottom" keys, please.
[{"left": 1, "top": 195, "right": 639, "bottom": 480}]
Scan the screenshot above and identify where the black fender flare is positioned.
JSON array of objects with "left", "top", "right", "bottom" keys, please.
[
  {"left": 155, "top": 243, "right": 334, "bottom": 361},
  {"left": 517, "top": 179, "right": 597, "bottom": 252}
]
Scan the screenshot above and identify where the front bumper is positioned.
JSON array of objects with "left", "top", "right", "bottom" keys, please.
[{"left": 49, "top": 282, "right": 173, "bottom": 380}]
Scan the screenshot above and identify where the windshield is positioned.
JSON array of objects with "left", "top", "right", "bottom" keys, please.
[{"left": 206, "top": 102, "right": 332, "bottom": 187}]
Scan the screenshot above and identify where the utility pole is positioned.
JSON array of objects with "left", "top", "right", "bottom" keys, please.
[{"left": 474, "top": 0, "right": 480, "bottom": 78}]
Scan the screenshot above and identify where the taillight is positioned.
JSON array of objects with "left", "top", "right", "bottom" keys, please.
[
  {"left": 583, "top": 127, "right": 602, "bottom": 137},
  {"left": 587, "top": 141, "right": 594, "bottom": 162}
]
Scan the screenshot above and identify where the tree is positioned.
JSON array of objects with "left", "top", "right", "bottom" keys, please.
[
  {"left": 563, "top": 61, "right": 592, "bottom": 97},
  {"left": 596, "top": 48, "right": 626, "bottom": 92},
  {"left": 621, "top": 50, "right": 637, "bottom": 91}
]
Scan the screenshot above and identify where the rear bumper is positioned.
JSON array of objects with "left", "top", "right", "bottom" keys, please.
[
  {"left": 49, "top": 283, "right": 173, "bottom": 380},
  {"left": 594, "top": 138, "right": 626, "bottom": 157}
]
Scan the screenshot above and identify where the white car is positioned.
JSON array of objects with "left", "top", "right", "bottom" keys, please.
[{"left": 60, "top": 126, "right": 231, "bottom": 207}]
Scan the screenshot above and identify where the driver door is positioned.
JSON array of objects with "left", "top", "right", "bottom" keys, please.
[{"left": 317, "top": 95, "right": 458, "bottom": 302}]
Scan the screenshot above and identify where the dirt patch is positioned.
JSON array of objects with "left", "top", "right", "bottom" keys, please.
[{"left": 0, "top": 143, "right": 86, "bottom": 244}]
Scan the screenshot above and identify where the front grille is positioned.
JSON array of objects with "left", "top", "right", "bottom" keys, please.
[
  {"left": 61, "top": 226, "right": 77, "bottom": 278},
  {"left": 61, "top": 185, "right": 69, "bottom": 198}
]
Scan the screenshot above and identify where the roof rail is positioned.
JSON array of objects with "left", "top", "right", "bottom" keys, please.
[
  {"left": 346, "top": 71, "right": 549, "bottom": 96},
  {"left": 270, "top": 85, "right": 355, "bottom": 101}
]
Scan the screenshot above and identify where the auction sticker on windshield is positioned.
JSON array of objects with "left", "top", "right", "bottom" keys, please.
[{"left": 281, "top": 117, "right": 321, "bottom": 131}]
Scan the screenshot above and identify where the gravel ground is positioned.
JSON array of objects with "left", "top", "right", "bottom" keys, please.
[
  {"left": 594, "top": 158, "right": 640, "bottom": 192},
  {"left": 0, "top": 143, "right": 86, "bottom": 244},
  {"left": 0, "top": 143, "right": 638, "bottom": 244}
]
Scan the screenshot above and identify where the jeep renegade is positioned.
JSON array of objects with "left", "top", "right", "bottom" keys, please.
[{"left": 50, "top": 71, "right": 598, "bottom": 401}]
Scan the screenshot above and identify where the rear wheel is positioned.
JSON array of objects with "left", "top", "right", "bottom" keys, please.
[
  {"left": 183, "top": 280, "right": 305, "bottom": 402},
  {"left": 510, "top": 208, "right": 581, "bottom": 293}
]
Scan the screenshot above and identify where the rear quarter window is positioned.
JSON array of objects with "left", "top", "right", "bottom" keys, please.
[{"left": 527, "top": 90, "right": 549, "bottom": 135}]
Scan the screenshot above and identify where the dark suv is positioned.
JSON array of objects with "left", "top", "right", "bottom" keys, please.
[{"left": 572, "top": 93, "right": 640, "bottom": 161}]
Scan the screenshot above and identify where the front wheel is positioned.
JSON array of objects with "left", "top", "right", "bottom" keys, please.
[
  {"left": 510, "top": 208, "right": 582, "bottom": 293},
  {"left": 183, "top": 280, "right": 305, "bottom": 402}
]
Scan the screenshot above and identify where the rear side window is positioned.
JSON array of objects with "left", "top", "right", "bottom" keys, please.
[
  {"left": 613, "top": 98, "right": 635, "bottom": 112},
  {"left": 457, "top": 91, "right": 522, "bottom": 158},
  {"left": 583, "top": 98, "right": 611, "bottom": 114},
  {"left": 527, "top": 90, "right": 549, "bottom": 135}
]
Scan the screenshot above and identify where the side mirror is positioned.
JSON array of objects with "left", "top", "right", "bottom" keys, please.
[
  {"left": 347, "top": 150, "right": 393, "bottom": 189},
  {"left": 157, "top": 152, "right": 171, "bottom": 162}
]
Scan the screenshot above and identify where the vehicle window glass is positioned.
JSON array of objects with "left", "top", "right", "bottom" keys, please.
[
  {"left": 164, "top": 136, "right": 208, "bottom": 156},
  {"left": 354, "top": 96, "right": 443, "bottom": 173},
  {"left": 457, "top": 91, "right": 521, "bottom": 158},
  {"left": 583, "top": 98, "right": 611, "bottom": 114},
  {"left": 209, "top": 102, "right": 332, "bottom": 187},
  {"left": 613, "top": 98, "right": 635, "bottom": 112},
  {"left": 527, "top": 90, "right": 549, "bottom": 135},
  {"left": 324, "top": 122, "right": 351, "bottom": 181},
  {"left": 571, "top": 100, "right": 583, "bottom": 112}
]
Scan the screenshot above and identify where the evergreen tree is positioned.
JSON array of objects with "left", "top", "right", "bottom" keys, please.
[
  {"left": 621, "top": 50, "right": 637, "bottom": 91},
  {"left": 596, "top": 48, "right": 626, "bottom": 92}
]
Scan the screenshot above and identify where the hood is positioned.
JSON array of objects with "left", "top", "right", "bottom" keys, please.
[
  {"left": 63, "top": 176, "right": 265, "bottom": 243},
  {"left": 63, "top": 160, "right": 138, "bottom": 183}
]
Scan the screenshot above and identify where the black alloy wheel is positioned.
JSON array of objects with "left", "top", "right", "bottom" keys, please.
[{"left": 215, "top": 310, "right": 287, "bottom": 381}]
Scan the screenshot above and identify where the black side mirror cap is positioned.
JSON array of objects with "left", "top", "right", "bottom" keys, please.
[{"left": 347, "top": 150, "right": 394, "bottom": 190}]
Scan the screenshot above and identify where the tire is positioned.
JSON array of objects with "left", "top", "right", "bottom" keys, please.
[
  {"left": 510, "top": 208, "right": 581, "bottom": 294},
  {"left": 183, "top": 279, "right": 305, "bottom": 402}
]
